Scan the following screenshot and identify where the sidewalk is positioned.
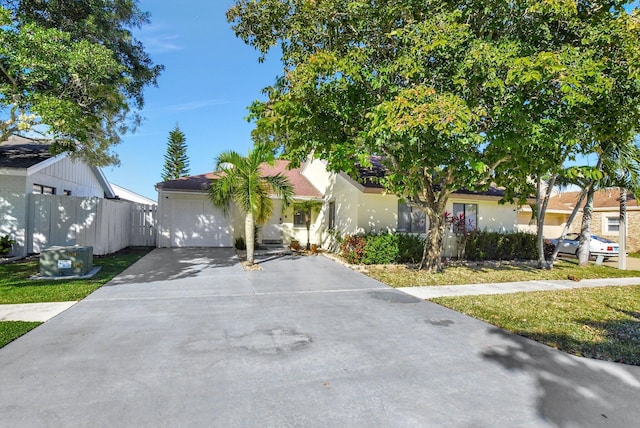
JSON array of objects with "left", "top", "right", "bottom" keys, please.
[
  {"left": 398, "top": 276, "right": 640, "bottom": 299},
  {"left": 3, "top": 277, "right": 640, "bottom": 322},
  {"left": 0, "top": 301, "right": 77, "bottom": 322}
]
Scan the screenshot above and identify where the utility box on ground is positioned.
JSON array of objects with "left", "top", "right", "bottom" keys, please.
[{"left": 40, "top": 246, "right": 93, "bottom": 277}]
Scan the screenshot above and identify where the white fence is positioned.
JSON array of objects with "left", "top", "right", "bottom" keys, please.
[{"left": 29, "top": 194, "right": 157, "bottom": 255}]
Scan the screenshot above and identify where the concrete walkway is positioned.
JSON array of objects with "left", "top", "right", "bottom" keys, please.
[
  {"left": 0, "top": 301, "right": 77, "bottom": 322},
  {"left": 3, "top": 275, "right": 640, "bottom": 322},
  {"left": 399, "top": 276, "right": 640, "bottom": 299}
]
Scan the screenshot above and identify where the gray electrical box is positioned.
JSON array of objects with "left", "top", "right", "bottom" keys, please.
[{"left": 40, "top": 246, "right": 93, "bottom": 277}]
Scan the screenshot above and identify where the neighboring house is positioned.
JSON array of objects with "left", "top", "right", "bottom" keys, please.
[
  {"left": 156, "top": 157, "right": 523, "bottom": 255},
  {"left": 519, "top": 189, "right": 640, "bottom": 251},
  {"left": 0, "top": 135, "right": 116, "bottom": 256},
  {"left": 111, "top": 183, "right": 157, "bottom": 205}
]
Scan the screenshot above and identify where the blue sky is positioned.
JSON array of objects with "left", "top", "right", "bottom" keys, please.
[
  {"left": 103, "top": 1, "right": 283, "bottom": 200},
  {"left": 104, "top": 1, "right": 640, "bottom": 200}
]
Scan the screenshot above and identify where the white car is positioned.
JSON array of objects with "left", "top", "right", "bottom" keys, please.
[{"left": 548, "top": 233, "right": 619, "bottom": 258}]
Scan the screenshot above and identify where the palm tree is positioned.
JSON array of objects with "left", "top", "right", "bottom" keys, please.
[
  {"left": 576, "top": 139, "right": 640, "bottom": 266},
  {"left": 208, "top": 144, "right": 294, "bottom": 264},
  {"left": 293, "top": 200, "right": 322, "bottom": 250}
]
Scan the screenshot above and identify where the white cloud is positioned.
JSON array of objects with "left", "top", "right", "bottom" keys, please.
[
  {"left": 166, "top": 99, "right": 231, "bottom": 112},
  {"left": 137, "top": 25, "right": 183, "bottom": 54}
]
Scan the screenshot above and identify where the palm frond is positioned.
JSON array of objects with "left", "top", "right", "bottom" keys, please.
[
  {"left": 262, "top": 173, "right": 295, "bottom": 207},
  {"left": 209, "top": 144, "right": 294, "bottom": 226}
]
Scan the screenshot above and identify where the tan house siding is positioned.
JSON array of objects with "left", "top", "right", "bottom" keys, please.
[
  {"left": 627, "top": 211, "right": 640, "bottom": 251},
  {"left": 569, "top": 210, "right": 640, "bottom": 252}
]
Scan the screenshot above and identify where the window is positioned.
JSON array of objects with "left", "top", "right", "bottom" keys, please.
[
  {"left": 63, "top": 190, "right": 72, "bottom": 196},
  {"left": 451, "top": 203, "right": 477, "bottom": 231},
  {"left": 397, "top": 202, "right": 426, "bottom": 233},
  {"left": 606, "top": 216, "right": 620, "bottom": 233},
  {"left": 293, "top": 208, "right": 307, "bottom": 227},
  {"left": 32, "top": 184, "right": 55, "bottom": 195},
  {"left": 328, "top": 201, "right": 336, "bottom": 230}
]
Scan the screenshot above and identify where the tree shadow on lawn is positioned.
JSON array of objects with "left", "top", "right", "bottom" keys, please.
[{"left": 483, "top": 327, "right": 640, "bottom": 427}]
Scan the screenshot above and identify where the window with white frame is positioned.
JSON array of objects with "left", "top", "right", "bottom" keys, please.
[
  {"left": 605, "top": 216, "right": 620, "bottom": 233},
  {"left": 451, "top": 203, "right": 478, "bottom": 231},
  {"left": 397, "top": 202, "right": 426, "bottom": 233}
]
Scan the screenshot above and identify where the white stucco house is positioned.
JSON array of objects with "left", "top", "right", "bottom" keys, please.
[
  {"left": 0, "top": 135, "right": 118, "bottom": 256},
  {"left": 156, "top": 156, "right": 523, "bottom": 254}
]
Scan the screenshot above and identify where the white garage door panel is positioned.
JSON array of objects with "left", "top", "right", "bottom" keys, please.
[{"left": 170, "top": 197, "right": 233, "bottom": 247}]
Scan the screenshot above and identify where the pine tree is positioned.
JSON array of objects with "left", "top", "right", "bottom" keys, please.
[{"left": 161, "top": 124, "right": 190, "bottom": 181}]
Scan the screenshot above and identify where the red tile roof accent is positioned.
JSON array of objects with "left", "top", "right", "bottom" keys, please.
[
  {"left": 549, "top": 189, "right": 638, "bottom": 211},
  {"left": 157, "top": 160, "right": 322, "bottom": 198}
]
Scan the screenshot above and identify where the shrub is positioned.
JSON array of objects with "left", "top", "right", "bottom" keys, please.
[
  {"left": 340, "top": 234, "right": 367, "bottom": 264},
  {"left": 464, "top": 231, "right": 538, "bottom": 261},
  {"left": 234, "top": 236, "right": 246, "bottom": 250},
  {"left": 0, "top": 235, "right": 15, "bottom": 256},
  {"left": 397, "top": 234, "right": 425, "bottom": 263},
  {"left": 361, "top": 233, "right": 399, "bottom": 265},
  {"left": 340, "top": 232, "right": 425, "bottom": 265}
]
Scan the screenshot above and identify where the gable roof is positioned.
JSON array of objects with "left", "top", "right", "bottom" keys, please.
[
  {"left": 0, "top": 135, "right": 116, "bottom": 198},
  {"left": 550, "top": 189, "right": 639, "bottom": 211},
  {"left": 110, "top": 184, "right": 157, "bottom": 205},
  {"left": 0, "top": 135, "right": 54, "bottom": 169},
  {"left": 156, "top": 160, "right": 323, "bottom": 199},
  {"left": 354, "top": 155, "right": 508, "bottom": 198}
]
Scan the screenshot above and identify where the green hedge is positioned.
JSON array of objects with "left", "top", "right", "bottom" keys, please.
[
  {"left": 340, "top": 232, "right": 425, "bottom": 265},
  {"left": 340, "top": 230, "right": 545, "bottom": 264},
  {"left": 464, "top": 230, "right": 538, "bottom": 261}
]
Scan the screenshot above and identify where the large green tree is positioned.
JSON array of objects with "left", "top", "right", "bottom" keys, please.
[
  {"left": 0, "top": 1, "right": 163, "bottom": 165},
  {"left": 209, "top": 143, "right": 294, "bottom": 264},
  {"left": 161, "top": 124, "right": 190, "bottom": 181},
  {"left": 229, "top": 0, "right": 640, "bottom": 271}
]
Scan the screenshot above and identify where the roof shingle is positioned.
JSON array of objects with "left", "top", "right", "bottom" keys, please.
[
  {"left": 0, "top": 135, "right": 54, "bottom": 169},
  {"left": 157, "top": 160, "right": 322, "bottom": 198}
]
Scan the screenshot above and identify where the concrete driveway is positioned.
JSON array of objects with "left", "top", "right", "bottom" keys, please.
[{"left": 1, "top": 248, "right": 639, "bottom": 427}]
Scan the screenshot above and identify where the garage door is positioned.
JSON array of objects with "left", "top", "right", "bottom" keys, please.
[{"left": 163, "top": 194, "right": 233, "bottom": 247}]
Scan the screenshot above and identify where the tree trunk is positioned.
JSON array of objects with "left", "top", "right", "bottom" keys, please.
[
  {"left": 245, "top": 211, "right": 255, "bottom": 264},
  {"left": 577, "top": 186, "right": 595, "bottom": 266},
  {"left": 619, "top": 188, "right": 627, "bottom": 270},
  {"left": 549, "top": 186, "right": 589, "bottom": 263},
  {"left": 420, "top": 210, "right": 446, "bottom": 272},
  {"left": 535, "top": 179, "right": 546, "bottom": 268},
  {"left": 305, "top": 212, "right": 311, "bottom": 250},
  {"left": 536, "top": 174, "right": 558, "bottom": 269}
]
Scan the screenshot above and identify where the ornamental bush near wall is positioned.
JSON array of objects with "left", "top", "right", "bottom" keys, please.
[
  {"left": 0, "top": 235, "right": 15, "bottom": 256},
  {"left": 340, "top": 231, "right": 546, "bottom": 264},
  {"left": 339, "top": 232, "right": 425, "bottom": 265},
  {"left": 464, "top": 231, "right": 539, "bottom": 261}
]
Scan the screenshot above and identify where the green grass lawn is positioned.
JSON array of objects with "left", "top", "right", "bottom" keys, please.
[
  {"left": 0, "top": 321, "right": 42, "bottom": 348},
  {"left": 0, "top": 247, "right": 152, "bottom": 349},
  {"left": 0, "top": 247, "right": 152, "bottom": 304},
  {"left": 365, "top": 259, "right": 640, "bottom": 288},
  {"left": 433, "top": 286, "right": 640, "bottom": 365}
]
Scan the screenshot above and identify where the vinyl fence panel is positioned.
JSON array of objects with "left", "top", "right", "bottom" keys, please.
[{"left": 28, "top": 195, "right": 156, "bottom": 255}]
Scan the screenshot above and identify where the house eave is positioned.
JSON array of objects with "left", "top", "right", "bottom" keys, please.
[
  {"left": 91, "top": 166, "right": 116, "bottom": 199},
  {"left": 0, "top": 167, "right": 27, "bottom": 176},
  {"left": 25, "top": 153, "right": 66, "bottom": 175}
]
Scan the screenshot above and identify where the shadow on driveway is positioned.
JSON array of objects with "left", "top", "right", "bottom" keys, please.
[
  {"left": 482, "top": 328, "right": 640, "bottom": 427},
  {"left": 105, "top": 248, "right": 240, "bottom": 285}
]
